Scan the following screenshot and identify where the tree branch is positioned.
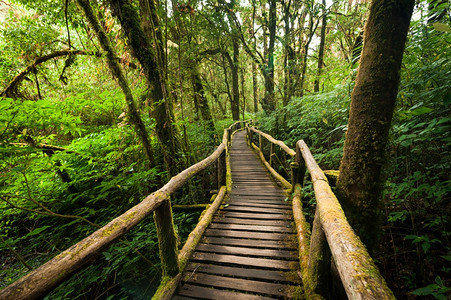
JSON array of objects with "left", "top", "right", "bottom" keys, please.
[
  {"left": 1, "top": 50, "right": 101, "bottom": 98},
  {"left": 1, "top": 195, "right": 100, "bottom": 228}
]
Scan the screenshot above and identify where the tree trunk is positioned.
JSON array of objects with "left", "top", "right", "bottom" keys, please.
[
  {"left": 261, "top": 0, "right": 277, "bottom": 113},
  {"left": 252, "top": 62, "right": 258, "bottom": 113},
  {"left": 240, "top": 66, "right": 246, "bottom": 120},
  {"left": 251, "top": 1, "right": 259, "bottom": 113},
  {"left": 314, "top": 0, "right": 327, "bottom": 93},
  {"left": 299, "top": 16, "right": 314, "bottom": 98},
  {"left": 109, "top": 0, "right": 181, "bottom": 176},
  {"left": 335, "top": 0, "right": 415, "bottom": 253},
  {"left": 231, "top": 40, "right": 240, "bottom": 120},
  {"left": 282, "top": 0, "right": 293, "bottom": 106},
  {"left": 75, "top": 0, "right": 154, "bottom": 168},
  {"left": 191, "top": 67, "right": 216, "bottom": 136}
]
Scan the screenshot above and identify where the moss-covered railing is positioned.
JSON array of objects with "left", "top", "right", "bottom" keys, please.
[
  {"left": 0, "top": 121, "right": 245, "bottom": 300},
  {"left": 246, "top": 124, "right": 394, "bottom": 300}
]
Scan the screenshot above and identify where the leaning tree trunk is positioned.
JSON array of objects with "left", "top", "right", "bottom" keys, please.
[
  {"left": 75, "top": 0, "right": 154, "bottom": 168},
  {"left": 336, "top": 0, "right": 415, "bottom": 253},
  {"left": 109, "top": 0, "right": 181, "bottom": 176}
]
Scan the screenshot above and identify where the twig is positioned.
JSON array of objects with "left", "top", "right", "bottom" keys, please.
[{"left": 0, "top": 235, "right": 33, "bottom": 270}]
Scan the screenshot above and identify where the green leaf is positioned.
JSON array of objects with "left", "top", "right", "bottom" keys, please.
[
  {"left": 441, "top": 255, "right": 451, "bottom": 262},
  {"left": 421, "top": 241, "right": 430, "bottom": 253},
  {"left": 25, "top": 225, "right": 51, "bottom": 237},
  {"left": 411, "top": 106, "right": 432, "bottom": 116},
  {"left": 433, "top": 22, "right": 451, "bottom": 32},
  {"left": 412, "top": 284, "right": 439, "bottom": 295}
]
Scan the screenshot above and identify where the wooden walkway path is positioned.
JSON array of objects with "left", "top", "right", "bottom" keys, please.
[{"left": 173, "top": 130, "right": 301, "bottom": 299}]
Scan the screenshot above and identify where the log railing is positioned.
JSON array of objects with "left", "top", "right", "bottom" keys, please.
[
  {"left": 245, "top": 124, "right": 395, "bottom": 300},
  {"left": 0, "top": 121, "right": 244, "bottom": 300}
]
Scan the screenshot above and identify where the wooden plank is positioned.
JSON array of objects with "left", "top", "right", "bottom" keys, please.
[
  {"left": 217, "top": 211, "right": 292, "bottom": 220},
  {"left": 176, "top": 284, "right": 273, "bottom": 300},
  {"left": 229, "top": 193, "right": 286, "bottom": 199},
  {"left": 226, "top": 199, "right": 288, "bottom": 206},
  {"left": 212, "top": 216, "right": 290, "bottom": 227},
  {"left": 231, "top": 186, "right": 283, "bottom": 190},
  {"left": 195, "top": 243, "right": 297, "bottom": 259},
  {"left": 227, "top": 197, "right": 290, "bottom": 204},
  {"left": 182, "top": 273, "right": 296, "bottom": 297},
  {"left": 201, "top": 237, "right": 297, "bottom": 250},
  {"left": 222, "top": 206, "right": 291, "bottom": 214},
  {"left": 225, "top": 201, "right": 290, "bottom": 209},
  {"left": 185, "top": 262, "right": 301, "bottom": 284},
  {"left": 231, "top": 191, "right": 285, "bottom": 196},
  {"left": 190, "top": 252, "right": 295, "bottom": 270},
  {"left": 204, "top": 229, "right": 292, "bottom": 241},
  {"left": 226, "top": 198, "right": 288, "bottom": 205},
  {"left": 209, "top": 223, "right": 293, "bottom": 233}
]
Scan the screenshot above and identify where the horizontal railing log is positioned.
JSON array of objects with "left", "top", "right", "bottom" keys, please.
[
  {"left": 249, "top": 126, "right": 296, "bottom": 156},
  {"left": 244, "top": 125, "right": 395, "bottom": 299},
  {"left": 246, "top": 125, "right": 293, "bottom": 189},
  {"left": 0, "top": 128, "right": 232, "bottom": 300},
  {"left": 296, "top": 140, "right": 394, "bottom": 299}
]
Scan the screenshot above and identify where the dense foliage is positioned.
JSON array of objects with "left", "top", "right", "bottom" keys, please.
[{"left": 0, "top": 0, "right": 449, "bottom": 299}]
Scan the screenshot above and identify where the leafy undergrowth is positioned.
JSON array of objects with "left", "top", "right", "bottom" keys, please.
[{"left": 0, "top": 113, "right": 219, "bottom": 298}]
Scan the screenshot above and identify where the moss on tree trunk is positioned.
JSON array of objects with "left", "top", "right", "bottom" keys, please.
[
  {"left": 154, "top": 199, "right": 179, "bottom": 277},
  {"left": 76, "top": 0, "right": 154, "bottom": 168},
  {"left": 191, "top": 67, "right": 216, "bottom": 139},
  {"left": 109, "top": 0, "right": 182, "bottom": 176},
  {"left": 336, "top": 0, "right": 415, "bottom": 253}
]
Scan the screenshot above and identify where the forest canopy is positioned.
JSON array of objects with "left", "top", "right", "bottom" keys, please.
[{"left": 0, "top": 0, "right": 450, "bottom": 299}]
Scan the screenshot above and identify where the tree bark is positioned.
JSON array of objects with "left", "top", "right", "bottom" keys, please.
[
  {"left": 261, "top": 0, "right": 277, "bottom": 113},
  {"left": 282, "top": 0, "right": 293, "bottom": 106},
  {"left": 75, "top": 0, "right": 155, "bottom": 168},
  {"left": 336, "top": 0, "right": 415, "bottom": 253},
  {"left": 231, "top": 39, "right": 240, "bottom": 120},
  {"left": 191, "top": 67, "right": 216, "bottom": 136},
  {"left": 251, "top": 1, "right": 259, "bottom": 113},
  {"left": 314, "top": 0, "right": 327, "bottom": 93},
  {"left": 252, "top": 62, "right": 258, "bottom": 113},
  {"left": 108, "top": 0, "right": 181, "bottom": 176}
]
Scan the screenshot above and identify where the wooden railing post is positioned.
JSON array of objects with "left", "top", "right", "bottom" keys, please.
[
  {"left": 227, "top": 128, "right": 232, "bottom": 147},
  {"left": 290, "top": 162, "right": 299, "bottom": 194},
  {"left": 258, "top": 134, "right": 263, "bottom": 153},
  {"left": 295, "top": 142, "right": 306, "bottom": 187},
  {"left": 306, "top": 208, "right": 332, "bottom": 298},
  {"left": 154, "top": 198, "right": 179, "bottom": 277},
  {"left": 217, "top": 151, "right": 226, "bottom": 188},
  {"left": 269, "top": 143, "right": 274, "bottom": 167}
]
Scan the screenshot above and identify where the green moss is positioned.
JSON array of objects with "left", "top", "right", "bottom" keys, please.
[
  {"left": 151, "top": 275, "right": 172, "bottom": 300},
  {"left": 290, "top": 286, "right": 305, "bottom": 300}
]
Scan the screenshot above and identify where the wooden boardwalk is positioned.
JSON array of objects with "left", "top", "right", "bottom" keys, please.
[{"left": 173, "top": 130, "right": 301, "bottom": 299}]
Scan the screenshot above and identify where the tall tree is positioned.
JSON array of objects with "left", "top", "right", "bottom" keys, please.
[
  {"left": 108, "top": 0, "right": 182, "bottom": 176},
  {"left": 335, "top": 0, "right": 415, "bottom": 253},
  {"left": 231, "top": 39, "right": 240, "bottom": 120},
  {"left": 314, "top": 0, "right": 327, "bottom": 93},
  {"left": 262, "top": 0, "right": 277, "bottom": 112},
  {"left": 75, "top": 0, "right": 155, "bottom": 168}
]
